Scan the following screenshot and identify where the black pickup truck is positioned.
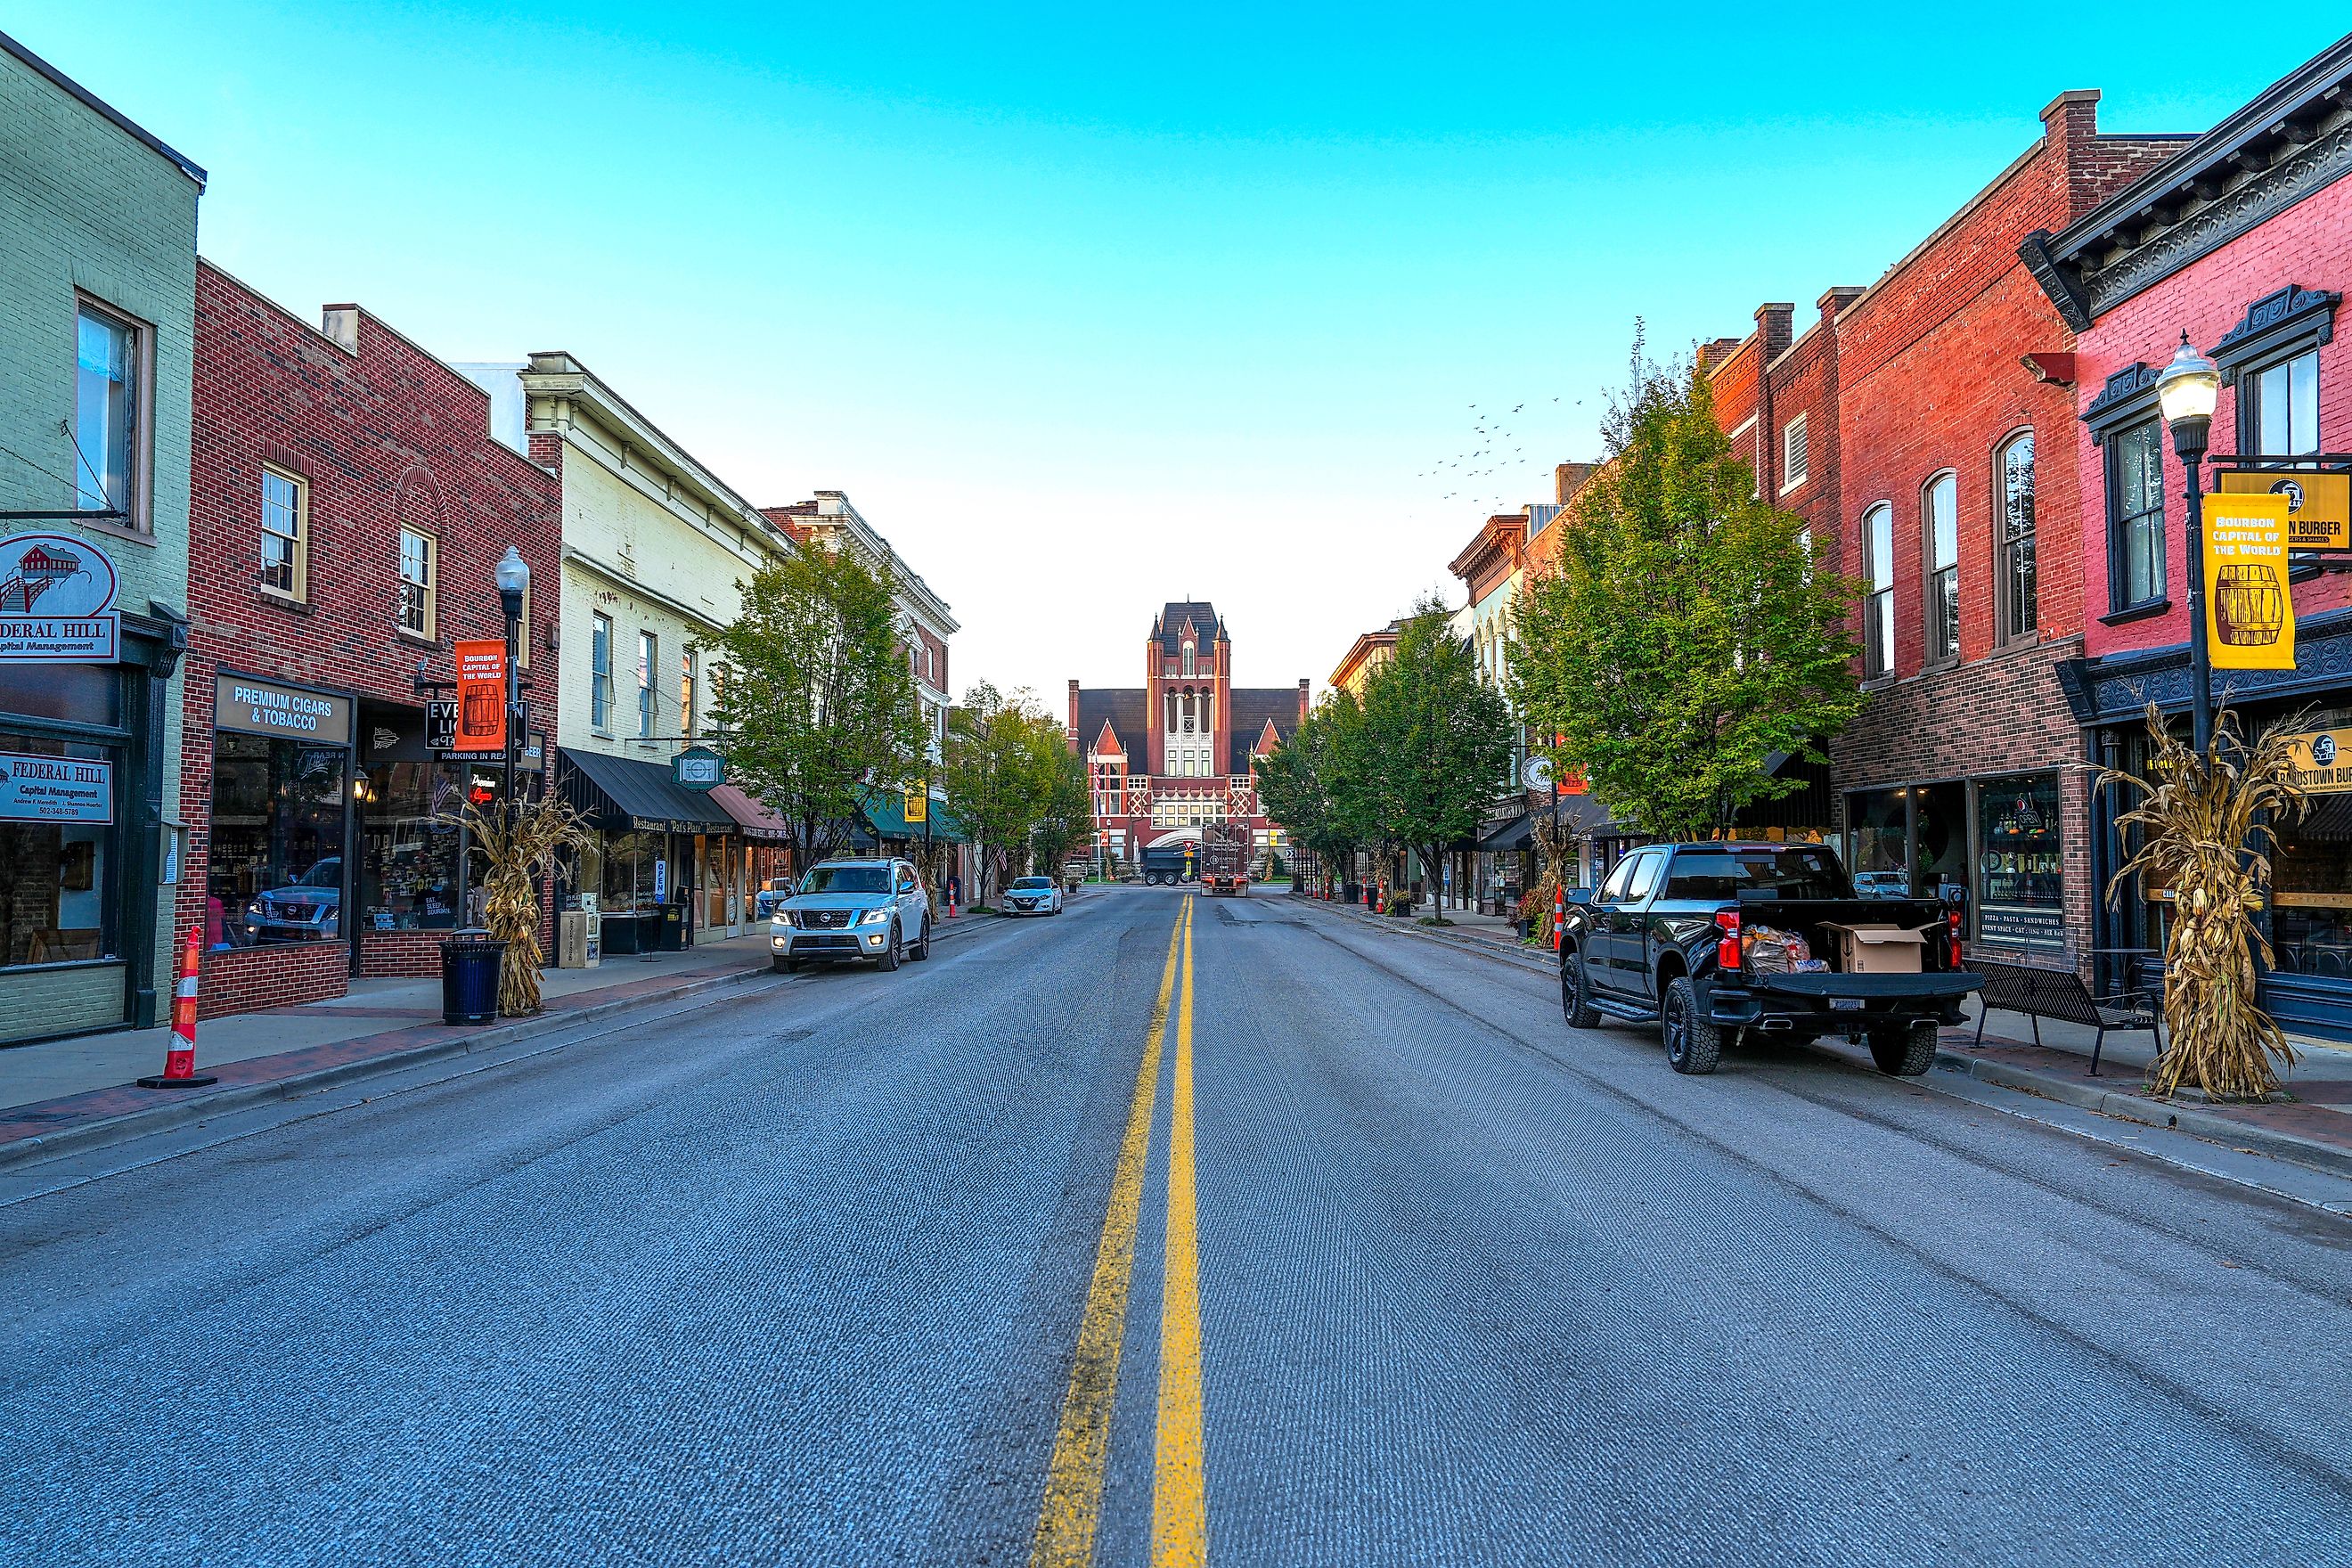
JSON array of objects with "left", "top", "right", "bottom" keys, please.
[{"left": 1558, "top": 841, "right": 1982, "bottom": 1076}]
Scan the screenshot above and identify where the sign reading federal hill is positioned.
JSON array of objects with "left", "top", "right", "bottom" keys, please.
[
  {"left": 0, "top": 750, "right": 112, "bottom": 824},
  {"left": 0, "top": 532, "right": 121, "bottom": 663}
]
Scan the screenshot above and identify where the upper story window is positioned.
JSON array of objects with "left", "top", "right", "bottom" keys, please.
[
  {"left": 73, "top": 299, "right": 145, "bottom": 528},
  {"left": 637, "top": 630, "right": 657, "bottom": 739},
  {"left": 398, "top": 527, "right": 436, "bottom": 639},
  {"left": 1862, "top": 502, "right": 1894, "bottom": 679},
  {"left": 1181, "top": 642, "right": 1196, "bottom": 678},
  {"left": 1780, "top": 414, "right": 1809, "bottom": 493},
  {"left": 591, "top": 612, "right": 614, "bottom": 730},
  {"left": 2248, "top": 348, "right": 2321, "bottom": 456},
  {"left": 680, "top": 649, "right": 697, "bottom": 737},
  {"left": 260, "top": 468, "right": 307, "bottom": 600},
  {"left": 2106, "top": 418, "right": 2167, "bottom": 612},
  {"left": 1997, "top": 433, "right": 2037, "bottom": 643},
  {"left": 1923, "top": 473, "right": 1959, "bottom": 665}
]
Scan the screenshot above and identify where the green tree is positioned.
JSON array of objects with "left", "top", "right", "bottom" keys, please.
[
  {"left": 1359, "top": 598, "right": 1515, "bottom": 911},
  {"left": 1029, "top": 743, "right": 1095, "bottom": 880},
  {"left": 1255, "top": 687, "right": 1374, "bottom": 895},
  {"left": 943, "top": 682, "right": 1066, "bottom": 906},
  {"left": 1511, "top": 335, "right": 1865, "bottom": 841},
  {"left": 698, "top": 547, "right": 926, "bottom": 870}
]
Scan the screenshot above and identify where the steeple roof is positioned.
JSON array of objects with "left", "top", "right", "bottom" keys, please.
[
  {"left": 1155, "top": 601, "right": 1221, "bottom": 655},
  {"left": 1089, "top": 717, "right": 1126, "bottom": 758}
]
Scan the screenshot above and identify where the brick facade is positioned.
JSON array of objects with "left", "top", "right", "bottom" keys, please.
[{"left": 181, "top": 262, "right": 560, "bottom": 1017}]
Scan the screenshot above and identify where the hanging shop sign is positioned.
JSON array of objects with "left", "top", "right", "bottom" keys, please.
[
  {"left": 213, "top": 673, "right": 352, "bottom": 745},
  {"left": 2202, "top": 492, "right": 2295, "bottom": 672},
  {"left": 2282, "top": 728, "right": 2352, "bottom": 795},
  {"left": 0, "top": 748, "right": 112, "bottom": 823},
  {"left": 0, "top": 532, "right": 120, "bottom": 663},
  {"left": 425, "top": 698, "right": 457, "bottom": 752},
  {"left": 451, "top": 640, "right": 507, "bottom": 753},
  {"left": 903, "top": 786, "right": 927, "bottom": 823},
  {"left": 2219, "top": 470, "right": 2351, "bottom": 551},
  {"left": 673, "top": 746, "right": 725, "bottom": 791}
]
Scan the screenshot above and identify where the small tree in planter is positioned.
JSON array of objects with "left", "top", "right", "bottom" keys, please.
[
  {"left": 440, "top": 785, "right": 590, "bottom": 1017},
  {"left": 2103, "top": 705, "right": 2308, "bottom": 1100}
]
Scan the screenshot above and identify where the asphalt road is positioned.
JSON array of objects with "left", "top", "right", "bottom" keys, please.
[{"left": 4, "top": 886, "right": 2348, "bottom": 1566}]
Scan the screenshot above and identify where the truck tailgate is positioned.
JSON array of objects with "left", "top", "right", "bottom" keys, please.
[{"left": 1752, "top": 971, "right": 1983, "bottom": 1000}]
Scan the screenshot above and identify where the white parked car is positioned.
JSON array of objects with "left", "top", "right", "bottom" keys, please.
[
  {"left": 1003, "top": 876, "right": 1064, "bottom": 917},
  {"left": 771, "top": 858, "right": 932, "bottom": 972}
]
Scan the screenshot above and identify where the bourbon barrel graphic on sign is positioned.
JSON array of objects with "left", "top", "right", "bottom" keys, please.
[
  {"left": 2214, "top": 563, "right": 2285, "bottom": 647},
  {"left": 451, "top": 639, "right": 508, "bottom": 752}
]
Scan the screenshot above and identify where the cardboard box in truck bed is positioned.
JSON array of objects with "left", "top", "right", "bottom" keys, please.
[{"left": 1819, "top": 923, "right": 1928, "bottom": 974}]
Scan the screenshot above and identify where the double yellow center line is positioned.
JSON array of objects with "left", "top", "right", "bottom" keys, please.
[{"left": 1031, "top": 896, "right": 1208, "bottom": 1568}]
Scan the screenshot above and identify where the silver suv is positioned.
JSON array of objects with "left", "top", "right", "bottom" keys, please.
[{"left": 771, "top": 858, "right": 931, "bottom": 972}]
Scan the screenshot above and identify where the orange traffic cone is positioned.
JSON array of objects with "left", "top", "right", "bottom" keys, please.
[
  {"left": 139, "top": 926, "right": 217, "bottom": 1089},
  {"left": 1554, "top": 886, "right": 1566, "bottom": 952}
]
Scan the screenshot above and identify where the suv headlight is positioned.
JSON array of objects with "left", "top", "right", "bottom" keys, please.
[{"left": 856, "top": 907, "right": 892, "bottom": 926}]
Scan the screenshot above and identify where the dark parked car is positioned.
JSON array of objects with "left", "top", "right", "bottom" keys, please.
[{"left": 1557, "top": 841, "right": 1982, "bottom": 1076}]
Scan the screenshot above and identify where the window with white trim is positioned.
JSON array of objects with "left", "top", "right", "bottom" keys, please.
[
  {"left": 1862, "top": 502, "right": 1894, "bottom": 679},
  {"left": 398, "top": 527, "right": 436, "bottom": 638},
  {"left": 1923, "top": 473, "right": 1958, "bottom": 664},
  {"left": 1781, "top": 414, "right": 1809, "bottom": 492},
  {"left": 260, "top": 467, "right": 306, "bottom": 600}
]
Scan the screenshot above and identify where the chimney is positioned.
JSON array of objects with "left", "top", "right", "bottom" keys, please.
[
  {"left": 1555, "top": 461, "right": 1597, "bottom": 507},
  {"left": 1818, "top": 285, "right": 1864, "bottom": 323},
  {"left": 1297, "top": 678, "right": 1310, "bottom": 720},
  {"left": 1757, "top": 303, "right": 1795, "bottom": 364},
  {"left": 2039, "top": 88, "right": 2100, "bottom": 154},
  {"left": 1067, "top": 678, "right": 1081, "bottom": 741},
  {"left": 320, "top": 306, "right": 360, "bottom": 355}
]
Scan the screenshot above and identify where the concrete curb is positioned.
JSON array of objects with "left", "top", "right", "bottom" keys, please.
[
  {"left": 1934, "top": 1048, "right": 2352, "bottom": 1181},
  {"left": 1305, "top": 895, "right": 1556, "bottom": 975},
  {"left": 2, "top": 912, "right": 1010, "bottom": 1177}
]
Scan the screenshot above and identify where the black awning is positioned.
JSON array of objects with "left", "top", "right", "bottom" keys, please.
[
  {"left": 558, "top": 747, "right": 739, "bottom": 835},
  {"left": 1484, "top": 793, "right": 1619, "bottom": 850},
  {"left": 1478, "top": 812, "right": 1535, "bottom": 852}
]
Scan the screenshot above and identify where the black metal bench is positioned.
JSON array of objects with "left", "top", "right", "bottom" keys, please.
[{"left": 1970, "top": 957, "right": 2161, "bottom": 1076}]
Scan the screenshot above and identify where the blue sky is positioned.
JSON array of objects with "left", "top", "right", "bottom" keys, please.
[{"left": 17, "top": 5, "right": 2348, "bottom": 699}]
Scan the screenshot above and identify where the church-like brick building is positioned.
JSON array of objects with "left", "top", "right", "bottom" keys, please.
[{"left": 1067, "top": 602, "right": 1308, "bottom": 870}]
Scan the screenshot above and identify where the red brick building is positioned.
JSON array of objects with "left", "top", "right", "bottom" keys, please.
[
  {"left": 2024, "top": 34, "right": 2352, "bottom": 1034},
  {"left": 181, "top": 261, "right": 559, "bottom": 1016},
  {"left": 1067, "top": 603, "right": 1308, "bottom": 871}
]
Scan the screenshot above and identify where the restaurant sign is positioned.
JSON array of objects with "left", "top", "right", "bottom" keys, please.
[
  {"left": 214, "top": 674, "right": 353, "bottom": 745},
  {"left": 0, "top": 748, "right": 112, "bottom": 824},
  {"left": 0, "top": 532, "right": 119, "bottom": 663},
  {"left": 2283, "top": 728, "right": 2352, "bottom": 796},
  {"left": 2201, "top": 493, "right": 2295, "bottom": 672},
  {"left": 2220, "top": 470, "right": 2352, "bottom": 551}
]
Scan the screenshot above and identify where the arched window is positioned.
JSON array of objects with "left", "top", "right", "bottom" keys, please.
[
  {"left": 1923, "top": 473, "right": 1958, "bottom": 664},
  {"left": 1997, "top": 432, "right": 2037, "bottom": 642},
  {"left": 1862, "top": 502, "right": 1894, "bottom": 678},
  {"left": 1182, "top": 641, "right": 1196, "bottom": 678}
]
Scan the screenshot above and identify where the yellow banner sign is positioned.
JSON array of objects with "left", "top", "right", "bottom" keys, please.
[
  {"left": 2204, "top": 492, "right": 2295, "bottom": 671},
  {"left": 2220, "top": 470, "right": 2351, "bottom": 551},
  {"left": 904, "top": 788, "right": 927, "bottom": 823},
  {"left": 2283, "top": 728, "right": 2352, "bottom": 795}
]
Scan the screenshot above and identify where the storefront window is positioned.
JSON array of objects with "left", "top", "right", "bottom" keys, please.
[
  {"left": 1915, "top": 780, "right": 1967, "bottom": 903},
  {"left": 0, "top": 731, "right": 117, "bottom": 968},
  {"left": 600, "top": 829, "right": 666, "bottom": 914},
  {"left": 357, "top": 761, "right": 463, "bottom": 932},
  {"left": 1976, "top": 772, "right": 2064, "bottom": 949},
  {"left": 1845, "top": 789, "right": 1907, "bottom": 896},
  {"left": 209, "top": 731, "right": 347, "bottom": 947},
  {"left": 2271, "top": 796, "right": 2352, "bottom": 981}
]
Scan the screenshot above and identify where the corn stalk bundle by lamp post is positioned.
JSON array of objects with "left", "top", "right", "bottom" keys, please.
[
  {"left": 2102, "top": 704, "right": 2308, "bottom": 1100},
  {"left": 1529, "top": 807, "right": 1580, "bottom": 938},
  {"left": 437, "top": 786, "right": 591, "bottom": 1018}
]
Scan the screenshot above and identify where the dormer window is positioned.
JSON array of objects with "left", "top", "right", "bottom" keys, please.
[{"left": 1181, "top": 641, "right": 1196, "bottom": 677}]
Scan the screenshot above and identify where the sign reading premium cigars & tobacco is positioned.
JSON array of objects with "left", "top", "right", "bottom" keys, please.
[
  {"left": 2201, "top": 492, "right": 2295, "bottom": 672},
  {"left": 0, "top": 532, "right": 120, "bottom": 663},
  {"left": 213, "top": 673, "right": 352, "bottom": 745}
]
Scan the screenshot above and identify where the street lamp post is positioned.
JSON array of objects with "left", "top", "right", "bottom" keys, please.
[
  {"left": 2156, "top": 332, "right": 2223, "bottom": 755},
  {"left": 494, "top": 547, "right": 530, "bottom": 836}
]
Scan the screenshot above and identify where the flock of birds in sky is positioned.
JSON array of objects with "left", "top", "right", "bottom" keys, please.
[{"left": 1420, "top": 395, "right": 1583, "bottom": 513}]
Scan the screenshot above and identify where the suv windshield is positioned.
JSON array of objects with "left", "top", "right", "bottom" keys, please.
[
  {"left": 1010, "top": 878, "right": 1051, "bottom": 890},
  {"left": 1664, "top": 848, "right": 1853, "bottom": 902},
  {"left": 800, "top": 865, "right": 890, "bottom": 895}
]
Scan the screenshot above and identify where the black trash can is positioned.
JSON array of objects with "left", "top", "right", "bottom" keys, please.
[
  {"left": 440, "top": 930, "right": 508, "bottom": 1025},
  {"left": 659, "top": 902, "right": 688, "bottom": 951}
]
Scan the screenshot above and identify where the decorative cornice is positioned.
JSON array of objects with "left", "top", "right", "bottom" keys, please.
[
  {"left": 2082, "top": 363, "right": 2160, "bottom": 443},
  {"left": 2018, "top": 230, "right": 2093, "bottom": 332},
  {"left": 2082, "top": 121, "right": 2352, "bottom": 317},
  {"left": 2079, "top": 606, "right": 2352, "bottom": 722}
]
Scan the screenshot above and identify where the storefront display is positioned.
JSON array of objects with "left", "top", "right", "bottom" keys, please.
[
  {"left": 356, "top": 759, "right": 464, "bottom": 932},
  {"left": 0, "top": 730, "right": 117, "bottom": 967},
  {"left": 1848, "top": 774, "right": 2066, "bottom": 949},
  {"left": 1976, "top": 772, "right": 2065, "bottom": 951},
  {"left": 207, "top": 674, "right": 353, "bottom": 950}
]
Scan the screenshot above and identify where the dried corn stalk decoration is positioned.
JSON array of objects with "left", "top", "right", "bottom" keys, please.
[
  {"left": 437, "top": 784, "right": 591, "bottom": 1017},
  {"left": 1527, "top": 805, "right": 1582, "bottom": 940},
  {"left": 2102, "top": 704, "right": 2307, "bottom": 1100}
]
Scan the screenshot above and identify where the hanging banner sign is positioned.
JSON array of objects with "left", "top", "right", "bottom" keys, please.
[
  {"left": 2220, "top": 470, "right": 2351, "bottom": 551},
  {"left": 2282, "top": 728, "right": 2352, "bottom": 795},
  {"left": 451, "top": 640, "right": 507, "bottom": 753},
  {"left": 2203, "top": 492, "right": 2296, "bottom": 671},
  {"left": 904, "top": 787, "right": 927, "bottom": 824},
  {"left": 0, "top": 748, "right": 112, "bottom": 823},
  {"left": 674, "top": 746, "right": 724, "bottom": 790},
  {"left": 0, "top": 532, "right": 120, "bottom": 663}
]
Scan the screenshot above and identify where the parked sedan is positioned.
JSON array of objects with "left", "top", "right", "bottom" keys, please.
[
  {"left": 770, "top": 858, "right": 932, "bottom": 971},
  {"left": 1002, "top": 876, "right": 1064, "bottom": 916}
]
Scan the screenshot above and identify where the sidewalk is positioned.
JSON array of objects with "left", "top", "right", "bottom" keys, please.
[
  {"left": 1298, "top": 890, "right": 2352, "bottom": 1180},
  {"left": 1, "top": 909, "right": 1005, "bottom": 1169}
]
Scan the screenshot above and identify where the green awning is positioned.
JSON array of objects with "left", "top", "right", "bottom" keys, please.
[{"left": 854, "top": 786, "right": 969, "bottom": 845}]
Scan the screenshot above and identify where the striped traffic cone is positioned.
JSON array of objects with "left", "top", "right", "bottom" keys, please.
[
  {"left": 1553, "top": 885, "right": 1566, "bottom": 952},
  {"left": 138, "top": 926, "right": 217, "bottom": 1089}
]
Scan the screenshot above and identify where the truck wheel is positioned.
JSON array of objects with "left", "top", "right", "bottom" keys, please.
[
  {"left": 876, "top": 922, "right": 902, "bottom": 972},
  {"left": 1869, "top": 1019, "right": 1939, "bottom": 1077},
  {"left": 1662, "top": 976, "right": 1723, "bottom": 1075},
  {"left": 910, "top": 918, "right": 931, "bottom": 960},
  {"left": 1562, "top": 949, "right": 1602, "bottom": 1029}
]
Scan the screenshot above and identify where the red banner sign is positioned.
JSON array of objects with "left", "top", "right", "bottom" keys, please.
[{"left": 453, "top": 640, "right": 507, "bottom": 753}]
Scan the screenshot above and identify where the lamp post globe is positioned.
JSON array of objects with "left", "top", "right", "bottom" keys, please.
[
  {"left": 2157, "top": 331, "right": 2223, "bottom": 755},
  {"left": 494, "top": 545, "right": 530, "bottom": 625}
]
